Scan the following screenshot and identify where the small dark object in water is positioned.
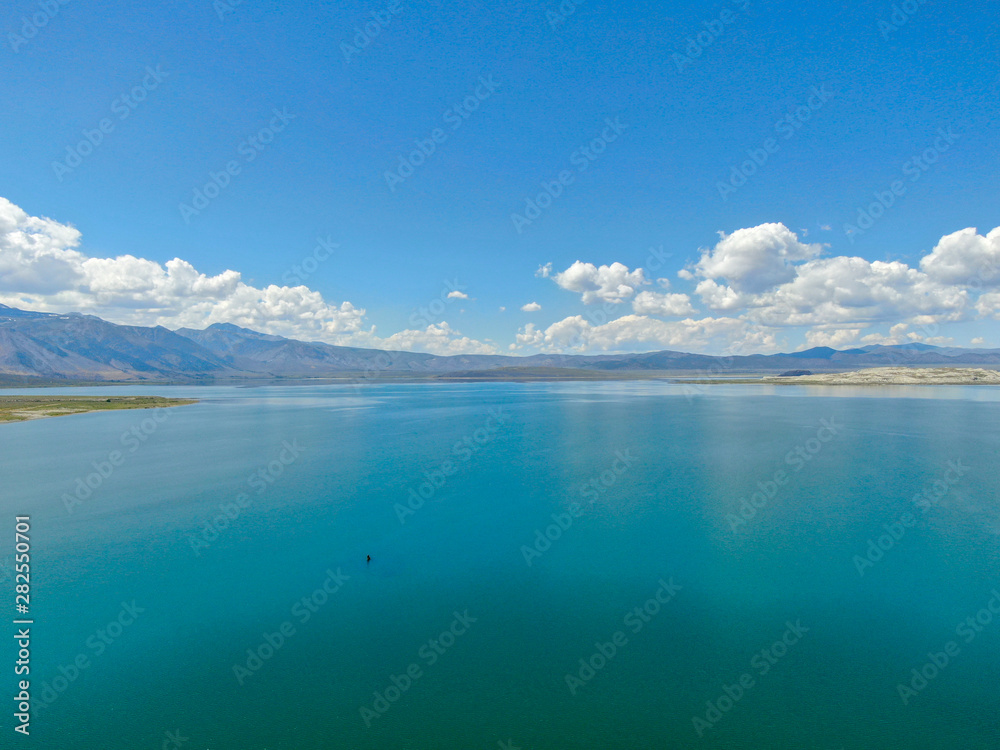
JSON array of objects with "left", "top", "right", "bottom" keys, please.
[
  {"left": 367, "top": 555, "right": 371, "bottom": 563},
  {"left": 778, "top": 369, "right": 812, "bottom": 377}
]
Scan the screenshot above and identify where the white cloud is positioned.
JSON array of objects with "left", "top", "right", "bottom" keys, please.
[
  {"left": 693, "top": 279, "right": 748, "bottom": 311},
  {"left": 686, "top": 224, "right": 980, "bottom": 342},
  {"left": 804, "top": 328, "right": 861, "bottom": 349},
  {"left": 524, "top": 223, "right": 997, "bottom": 353},
  {"left": 0, "top": 198, "right": 86, "bottom": 294},
  {"left": 631, "top": 290, "right": 696, "bottom": 317},
  {"left": 0, "top": 198, "right": 366, "bottom": 336},
  {"left": 691, "top": 223, "right": 823, "bottom": 293},
  {"left": 5, "top": 197, "right": 998, "bottom": 358},
  {"left": 512, "top": 322, "right": 544, "bottom": 350},
  {"left": 512, "top": 314, "right": 775, "bottom": 354},
  {"left": 861, "top": 323, "right": 912, "bottom": 346},
  {"left": 0, "top": 197, "right": 497, "bottom": 355},
  {"left": 747, "top": 256, "right": 969, "bottom": 327},
  {"left": 972, "top": 337, "right": 985, "bottom": 346},
  {"left": 859, "top": 323, "right": 953, "bottom": 347},
  {"left": 354, "top": 322, "right": 499, "bottom": 355},
  {"left": 919, "top": 227, "right": 1000, "bottom": 287},
  {"left": 551, "top": 260, "right": 647, "bottom": 304},
  {"left": 975, "top": 292, "right": 1000, "bottom": 319}
]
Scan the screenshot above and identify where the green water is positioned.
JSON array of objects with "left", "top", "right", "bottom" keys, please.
[{"left": 2, "top": 382, "right": 999, "bottom": 748}]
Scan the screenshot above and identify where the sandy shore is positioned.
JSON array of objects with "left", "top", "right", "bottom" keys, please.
[{"left": 762, "top": 367, "right": 1000, "bottom": 385}]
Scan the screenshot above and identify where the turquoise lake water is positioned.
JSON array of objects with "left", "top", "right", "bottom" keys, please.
[{"left": 2, "top": 382, "right": 999, "bottom": 748}]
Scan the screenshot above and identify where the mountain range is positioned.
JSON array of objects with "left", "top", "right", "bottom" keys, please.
[{"left": 1, "top": 303, "right": 998, "bottom": 383}]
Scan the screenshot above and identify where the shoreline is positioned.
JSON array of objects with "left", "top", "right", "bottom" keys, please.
[
  {"left": 0, "top": 396, "right": 198, "bottom": 424},
  {"left": 0, "top": 367, "right": 998, "bottom": 388}
]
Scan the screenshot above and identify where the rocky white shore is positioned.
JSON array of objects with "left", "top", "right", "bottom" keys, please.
[{"left": 765, "top": 367, "right": 1000, "bottom": 385}]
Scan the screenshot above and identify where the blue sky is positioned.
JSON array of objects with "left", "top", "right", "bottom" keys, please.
[{"left": 1, "top": 0, "right": 998, "bottom": 354}]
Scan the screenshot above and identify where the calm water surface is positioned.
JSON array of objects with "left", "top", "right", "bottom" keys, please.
[{"left": 1, "top": 382, "right": 998, "bottom": 748}]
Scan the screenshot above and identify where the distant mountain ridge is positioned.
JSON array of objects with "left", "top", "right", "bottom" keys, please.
[{"left": 0, "top": 304, "right": 998, "bottom": 383}]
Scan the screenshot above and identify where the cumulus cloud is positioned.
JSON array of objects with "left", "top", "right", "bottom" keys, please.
[
  {"left": 861, "top": 323, "right": 912, "bottom": 346},
  {"left": 691, "top": 223, "right": 823, "bottom": 293},
  {"left": 5, "top": 197, "right": 997, "bottom": 358},
  {"left": 551, "top": 261, "right": 647, "bottom": 304},
  {"left": 512, "top": 314, "right": 776, "bottom": 354},
  {"left": 518, "top": 222, "right": 1000, "bottom": 354},
  {"left": 0, "top": 198, "right": 86, "bottom": 294},
  {"left": 747, "top": 256, "right": 969, "bottom": 327},
  {"left": 687, "top": 223, "right": 986, "bottom": 343},
  {"left": 976, "top": 292, "right": 1000, "bottom": 319},
  {"left": 355, "top": 322, "right": 499, "bottom": 355},
  {"left": 0, "top": 197, "right": 496, "bottom": 355},
  {"left": 919, "top": 227, "right": 1000, "bottom": 286},
  {"left": 859, "top": 323, "right": 953, "bottom": 347},
  {"left": 631, "top": 290, "right": 696, "bottom": 317},
  {"left": 693, "top": 279, "right": 748, "bottom": 311}
]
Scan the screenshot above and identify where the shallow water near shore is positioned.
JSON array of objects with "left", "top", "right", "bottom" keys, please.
[{"left": 2, "top": 381, "right": 999, "bottom": 749}]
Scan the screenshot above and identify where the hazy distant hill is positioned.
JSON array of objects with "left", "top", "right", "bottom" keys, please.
[
  {"left": 0, "top": 304, "right": 234, "bottom": 382},
  {"left": 0, "top": 303, "right": 998, "bottom": 383}
]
